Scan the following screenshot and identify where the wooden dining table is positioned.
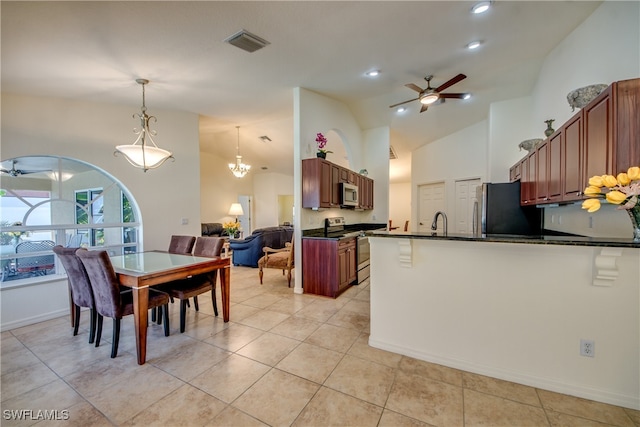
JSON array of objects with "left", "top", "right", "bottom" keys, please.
[{"left": 109, "top": 251, "right": 230, "bottom": 365}]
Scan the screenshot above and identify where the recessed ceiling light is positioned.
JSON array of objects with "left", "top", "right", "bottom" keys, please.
[
  {"left": 471, "top": 1, "right": 491, "bottom": 14},
  {"left": 365, "top": 70, "right": 380, "bottom": 77},
  {"left": 466, "top": 40, "right": 482, "bottom": 50},
  {"left": 463, "top": 93, "right": 472, "bottom": 100}
]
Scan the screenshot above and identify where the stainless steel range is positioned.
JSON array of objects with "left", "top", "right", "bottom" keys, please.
[{"left": 356, "top": 235, "right": 370, "bottom": 285}]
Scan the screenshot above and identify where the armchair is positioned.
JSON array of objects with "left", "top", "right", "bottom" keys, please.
[
  {"left": 229, "top": 226, "right": 293, "bottom": 267},
  {"left": 258, "top": 237, "right": 294, "bottom": 287}
]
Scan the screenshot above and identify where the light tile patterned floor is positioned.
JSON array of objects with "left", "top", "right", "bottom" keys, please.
[{"left": 1, "top": 265, "right": 639, "bottom": 426}]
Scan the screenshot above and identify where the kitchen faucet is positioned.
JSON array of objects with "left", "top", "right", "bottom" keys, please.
[{"left": 431, "top": 211, "right": 448, "bottom": 235}]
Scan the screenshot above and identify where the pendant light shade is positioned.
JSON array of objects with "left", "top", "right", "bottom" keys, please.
[
  {"left": 229, "top": 126, "right": 251, "bottom": 178},
  {"left": 115, "top": 79, "right": 174, "bottom": 172}
]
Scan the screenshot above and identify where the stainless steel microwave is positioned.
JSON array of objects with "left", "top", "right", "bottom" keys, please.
[{"left": 341, "top": 183, "right": 358, "bottom": 206}]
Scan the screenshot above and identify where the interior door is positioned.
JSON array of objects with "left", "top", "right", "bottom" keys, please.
[
  {"left": 455, "top": 178, "right": 481, "bottom": 234},
  {"left": 237, "top": 195, "right": 252, "bottom": 236},
  {"left": 417, "top": 182, "right": 445, "bottom": 232}
]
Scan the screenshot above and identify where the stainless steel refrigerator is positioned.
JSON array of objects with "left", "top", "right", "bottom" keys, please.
[{"left": 474, "top": 182, "right": 542, "bottom": 235}]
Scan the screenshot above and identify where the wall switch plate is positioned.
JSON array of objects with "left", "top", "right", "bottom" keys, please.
[{"left": 181, "top": 218, "right": 189, "bottom": 225}]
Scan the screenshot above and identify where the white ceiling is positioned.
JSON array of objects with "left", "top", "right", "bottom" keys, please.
[{"left": 1, "top": 1, "right": 601, "bottom": 182}]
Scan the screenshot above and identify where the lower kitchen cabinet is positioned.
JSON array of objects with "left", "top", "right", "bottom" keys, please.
[{"left": 302, "top": 237, "right": 356, "bottom": 298}]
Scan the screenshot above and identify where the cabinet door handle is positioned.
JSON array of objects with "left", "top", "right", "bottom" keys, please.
[{"left": 576, "top": 191, "right": 582, "bottom": 196}]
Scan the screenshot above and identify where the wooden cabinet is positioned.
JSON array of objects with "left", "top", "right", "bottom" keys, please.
[
  {"left": 561, "top": 112, "right": 583, "bottom": 201},
  {"left": 509, "top": 161, "right": 522, "bottom": 182},
  {"left": 302, "top": 158, "right": 374, "bottom": 210},
  {"left": 302, "top": 237, "right": 356, "bottom": 298},
  {"left": 512, "top": 78, "right": 639, "bottom": 206}
]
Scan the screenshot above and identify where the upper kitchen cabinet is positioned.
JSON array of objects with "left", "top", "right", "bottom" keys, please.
[
  {"left": 513, "top": 77, "right": 640, "bottom": 206},
  {"left": 302, "top": 158, "right": 374, "bottom": 210}
]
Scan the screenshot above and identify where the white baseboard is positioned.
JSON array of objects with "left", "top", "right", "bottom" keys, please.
[
  {"left": 368, "top": 337, "right": 640, "bottom": 411},
  {"left": 1, "top": 308, "right": 68, "bottom": 332}
]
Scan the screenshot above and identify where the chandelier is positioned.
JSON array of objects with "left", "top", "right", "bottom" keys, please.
[
  {"left": 229, "top": 126, "right": 251, "bottom": 178},
  {"left": 115, "top": 79, "right": 174, "bottom": 172}
]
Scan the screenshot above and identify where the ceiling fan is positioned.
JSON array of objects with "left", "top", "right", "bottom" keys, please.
[
  {"left": 1, "top": 160, "right": 45, "bottom": 177},
  {"left": 389, "top": 73, "right": 468, "bottom": 113}
]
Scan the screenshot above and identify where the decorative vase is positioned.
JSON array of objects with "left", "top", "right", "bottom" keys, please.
[
  {"left": 317, "top": 152, "right": 326, "bottom": 159},
  {"left": 544, "top": 119, "right": 555, "bottom": 137},
  {"left": 627, "top": 206, "right": 640, "bottom": 241}
]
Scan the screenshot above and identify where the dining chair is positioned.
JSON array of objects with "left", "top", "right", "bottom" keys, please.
[
  {"left": 168, "top": 235, "right": 196, "bottom": 255},
  {"left": 161, "top": 236, "right": 224, "bottom": 333},
  {"left": 76, "top": 248, "right": 170, "bottom": 358},
  {"left": 52, "top": 245, "right": 99, "bottom": 343},
  {"left": 258, "top": 236, "right": 294, "bottom": 287}
]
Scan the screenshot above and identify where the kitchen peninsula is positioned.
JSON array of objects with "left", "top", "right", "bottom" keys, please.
[{"left": 368, "top": 231, "right": 640, "bottom": 410}]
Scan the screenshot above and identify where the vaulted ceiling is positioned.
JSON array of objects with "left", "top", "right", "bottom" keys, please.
[{"left": 1, "top": 1, "right": 601, "bottom": 182}]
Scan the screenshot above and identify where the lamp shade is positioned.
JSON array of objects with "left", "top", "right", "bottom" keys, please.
[{"left": 228, "top": 203, "right": 244, "bottom": 216}]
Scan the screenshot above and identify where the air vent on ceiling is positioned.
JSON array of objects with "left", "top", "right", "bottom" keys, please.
[
  {"left": 224, "top": 29, "right": 270, "bottom": 53},
  {"left": 389, "top": 145, "right": 398, "bottom": 160},
  {"left": 259, "top": 135, "right": 272, "bottom": 143}
]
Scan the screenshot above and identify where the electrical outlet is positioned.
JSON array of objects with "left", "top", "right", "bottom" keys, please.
[
  {"left": 181, "top": 218, "right": 189, "bottom": 225},
  {"left": 580, "top": 339, "right": 595, "bottom": 357}
]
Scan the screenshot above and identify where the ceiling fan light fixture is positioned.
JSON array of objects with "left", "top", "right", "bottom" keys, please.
[
  {"left": 365, "top": 70, "right": 380, "bottom": 77},
  {"left": 420, "top": 92, "right": 440, "bottom": 105},
  {"left": 463, "top": 93, "right": 472, "bottom": 100},
  {"left": 471, "top": 1, "right": 492, "bottom": 14}
]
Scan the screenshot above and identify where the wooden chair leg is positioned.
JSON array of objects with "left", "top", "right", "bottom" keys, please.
[
  {"left": 211, "top": 285, "right": 218, "bottom": 317},
  {"left": 193, "top": 296, "right": 199, "bottom": 311},
  {"left": 111, "top": 318, "right": 120, "bottom": 358},
  {"left": 151, "top": 307, "right": 157, "bottom": 322},
  {"left": 180, "top": 299, "right": 187, "bottom": 333},
  {"left": 259, "top": 268, "right": 264, "bottom": 284},
  {"left": 95, "top": 315, "right": 103, "bottom": 348},
  {"left": 162, "top": 305, "right": 170, "bottom": 337},
  {"left": 89, "top": 308, "right": 97, "bottom": 344},
  {"left": 282, "top": 269, "right": 285, "bottom": 275},
  {"left": 287, "top": 269, "right": 292, "bottom": 288},
  {"left": 73, "top": 304, "right": 81, "bottom": 336}
]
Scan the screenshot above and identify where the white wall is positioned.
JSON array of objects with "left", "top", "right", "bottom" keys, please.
[
  {"left": 1, "top": 93, "right": 201, "bottom": 329},
  {"left": 252, "top": 172, "right": 294, "bottom": 229},
  {"left": 200, "top": 150, "right": 254, "bottom": 225},
  {"left": 389, "top": 183, "right": 411, "bottom": 230},
  {"left": 411, "top": 121, "right": 487, "bottom": 228}
]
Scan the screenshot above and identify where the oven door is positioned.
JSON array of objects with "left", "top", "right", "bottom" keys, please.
[{"left": 357, "top": 236, "right": 370, "bottom": 284}]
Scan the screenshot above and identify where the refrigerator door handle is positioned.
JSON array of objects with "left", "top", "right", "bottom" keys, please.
[{"left": 472, "top": 201, "right": 478, "bottom": 235}]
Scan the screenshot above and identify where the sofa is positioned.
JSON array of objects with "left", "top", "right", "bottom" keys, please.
[
  {"left": 201, "top": 223, "right": 224, "bottom": 237},
  {"left": 229, "top": 226, "right": 294, "bottom": 267}
]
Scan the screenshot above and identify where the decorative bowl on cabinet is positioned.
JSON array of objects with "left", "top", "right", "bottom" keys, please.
[
  {"left": 518, "top": 138, "right": 543, "bottom": 153},
  {"left": 566, "top": 84, "right": 608, "bottom": 111}
]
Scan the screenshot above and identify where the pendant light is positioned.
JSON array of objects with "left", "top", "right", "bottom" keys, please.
[
  {"left": 229, "top": 126, "right": 251, "bottom": 178},
  {"left": 115, "top": 79, "right": 174, "bottom": 172}
]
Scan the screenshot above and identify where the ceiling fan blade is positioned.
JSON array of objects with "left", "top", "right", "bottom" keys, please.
[
  {"left": 420, "top": 104, "right": 429, "bottom": 113},
  {"left": 19, "top": 169, "right": 49, "bottom": 175},
  {"left": 389, "top": 98, "right": 419, "bottom": 108},
  {"left": 0, "top": 169, "right": 9, "bottom": 174},
  {"left": 439, "top": 93, "right": 467, "bottom": 99},
  {"left": 435, "top": 74, "right": 467, "bottom": 93},
  {"left": 405, "top": 83, "right": 424, "bottom": 93}
]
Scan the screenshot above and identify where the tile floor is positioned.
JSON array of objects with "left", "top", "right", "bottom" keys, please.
[{"left": 1, "top": 266, "right": 639, "bottom": 426}]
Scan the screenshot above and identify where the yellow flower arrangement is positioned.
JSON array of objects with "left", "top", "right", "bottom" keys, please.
[
  {"left": 581, "top": 166, "right": 640, "bottom": 213},
  {"left": 222, "top": 221, "right": 239, "bottom": 237}
]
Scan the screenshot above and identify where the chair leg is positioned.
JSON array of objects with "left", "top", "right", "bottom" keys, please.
[
  {"left": 180, "top": 299, "right": 187, "bottom": 333},
  {"left": 287, "top": 269, "right": 292, "bottom": 288},
  {"left": 259, "top": 267, "right": 264, "bottom": 284},
  {"left": 162, "top": 305, "right": 170, "bottom": 336},
  {"left": 151, "top": 307, "right": 157, "bottom": 322},
  {"left": 211, "top": 285, "right": 218, "bottom": 317},
  {"left": 193, "top": 296, "right": 199, "bottom": 311},
  {"left": 73, "top": 304, "right": 81, "bottom": 336},
  {"left": 111, "top": 318, "right": 120, "bottom": 358},
  {"left": 89, "top": 308, "right": 97, "bottom": 344},
  {"left": 95, "top": 315, "right": 103, "bottom": 348},
  {"left": 282, "top": 269, "right": 285, "bottom": 276}
]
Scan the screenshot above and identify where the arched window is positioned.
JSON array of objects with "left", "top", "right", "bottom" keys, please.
[{"left": 0, "top": 156, "right": 141, "bottom": 285}]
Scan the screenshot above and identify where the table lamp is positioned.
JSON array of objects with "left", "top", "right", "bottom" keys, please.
[{"left": 228, "top": 203, "right": 244, "bottom": 223}]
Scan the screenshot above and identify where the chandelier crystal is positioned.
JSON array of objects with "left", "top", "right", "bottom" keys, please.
[
  {"left": 115, "top": 79, "right": 174, "bottom": 172},
  {"left": 229, "top": 126, "right": 251, "bottom": 178}
]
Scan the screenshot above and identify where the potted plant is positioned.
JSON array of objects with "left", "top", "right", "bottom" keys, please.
[{"left": 316, "top": 132, "right": 332, "bottom": 159}]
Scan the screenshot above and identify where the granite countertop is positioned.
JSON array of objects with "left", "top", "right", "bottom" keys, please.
[
  {"left": 302, "top": 223, "right": 386, "bottom": 240},
  {"left": 369, "top": 230, "right": 640, "bottom": 248}
]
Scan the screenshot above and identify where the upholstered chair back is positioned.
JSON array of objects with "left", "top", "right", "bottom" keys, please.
[
  {"left": 53, "top": 245, "right": 95, "bottom": 309},
  {"left": 193, "top": 236, "right": 224, "bottom": 258},
  {"left": 76, "top": 249, "right": 125, "bottom": 319},
  {"left": 168, "top": 235, "right": 196, "bottom": 254}
]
